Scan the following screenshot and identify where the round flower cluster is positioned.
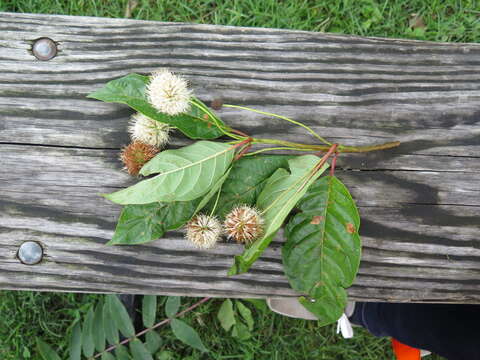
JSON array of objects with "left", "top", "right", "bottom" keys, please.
[
  {"left": 128, "top": 113, "right": 170, "bottom": 148},
  {"left": 120, "top": 141, "right": 159, "bottom": 176},
  {"left": 121, "top": 69, "right": 191, "bottom": 175},
  {"left": 185, "top": 205, "right": 264, "bottom": 249},
  {"left": 147, "top": 68, "right": 192, "bottom": 116}
]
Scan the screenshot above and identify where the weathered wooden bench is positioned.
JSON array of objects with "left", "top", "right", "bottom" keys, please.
[{"left": 1, "top": 12, "right": 479, "bottom": 303}]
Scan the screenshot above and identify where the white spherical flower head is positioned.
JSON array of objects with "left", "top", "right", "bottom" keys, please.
[
  {"left": 186, "top": 214, "right": 222, "bottom": 249},
  {"left": 128, "top": 113, "right": 171, "bottom": 148},
  {"left": 147, "top": 69, "right": 192, "bottom": 115}
]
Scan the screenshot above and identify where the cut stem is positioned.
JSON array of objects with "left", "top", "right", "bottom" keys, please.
[
  {"left": 251, "top": 137, "right": 400, "bottom": 153},
  {"left": 243, "top": 146, "right": 314, "bottom": 156},
  {"left": 330, "top": 152, "right": 338, "bottom": 176}
]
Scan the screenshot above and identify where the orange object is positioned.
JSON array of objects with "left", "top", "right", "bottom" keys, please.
[{"left": 391, "top": 338, "right": 421, "bottom": 360}]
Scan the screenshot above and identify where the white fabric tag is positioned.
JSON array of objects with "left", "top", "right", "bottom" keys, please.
[{"left": 336, "top": 313, "right": 354, "bottom": 339}]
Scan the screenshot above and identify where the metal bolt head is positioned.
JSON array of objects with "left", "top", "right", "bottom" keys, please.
[
  {"left": 18, "top": 241, "right": 43, "bottom": 265},
  {"left": 32, "top": 38, "right": 57, "bottom": 61}
]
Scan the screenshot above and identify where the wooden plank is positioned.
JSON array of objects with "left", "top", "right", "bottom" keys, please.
[{"left": 0, "top": 12, "right": 479, "bottom": 302}]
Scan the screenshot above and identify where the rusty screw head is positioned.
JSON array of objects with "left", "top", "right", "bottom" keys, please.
[
  {"left": 32, "top": 38, "right": 57, "bottom": 61},
  {"left": 18, "top": 241, "right": 43, "bottom": 265}
]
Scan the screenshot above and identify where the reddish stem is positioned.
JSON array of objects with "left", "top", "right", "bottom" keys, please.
[
  {"left": 314, "top": 144, "right": 338, "bottom": 172},
  {"left": 234, "top": 143, "right": 252, "bottom": 160},
  {"left": 231, "top": 137, "right": 252, "bottom": 150},
  {"left": 94, "top": 297, "right": 211, "bottom": 358},
  {"left": 329, "top": 152, "right": 338, "bottom": 176},
  {"left": 230, "top": 128, "right": 250, "bottom": 137}
]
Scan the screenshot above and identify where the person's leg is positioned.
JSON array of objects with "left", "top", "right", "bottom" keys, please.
[{"left": 350, "top": 302, "right": 480, "bottom": 360}]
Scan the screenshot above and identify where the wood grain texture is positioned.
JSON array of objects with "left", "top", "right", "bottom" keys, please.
[{"left": 0, "top": 12, "right": 479, "bottom": 302}]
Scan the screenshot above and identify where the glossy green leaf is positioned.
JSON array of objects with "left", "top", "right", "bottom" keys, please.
[
  {"left": 108, "top": 200, "right": 199, "bottom": 245},
  {"left": 165, "top": 296, "right": 181, "bottom": 318},
  {"left": 105, "top": 141, "right": 235, "bottom": 205},
  {"left": 93, "top": 302, "right": 106, "bottom": 352},
  {"left": 142, "top": 295, "right": 157, "bottom": 328},
  {"left": 206, "top": 155, "right": 292, "bottom": 217},
  {"left": 130, "top": 339, "right": 154, "bottom": 360},
  {"left": 82, "top": 307, "right": 95, "bottom": 358},
  {"left": 69, "top": 322, "right": 81, "bottom": 360},
  {"left": 217, "top": 299, "right": 236, "bottom": 332},
  {"left": 103, "top": 301, "right": 119, "bottom": 345},
  {"left": 236, "top": 301, "right": 254, "bottom": 331},
  {"left": 170, "top": 318, "right": 208, "bottom": 353},
  {"left": 283, "top": 176, "right": 361, "bottom": 326},
  {"left": 145, "top": 331, "right": 163, "bottom": 354},
  {"left": 101, "top": 352, "right": 116, "bottom": 360},
  {"left": 36, "top": 339, "right": 61, "bottom": 360},
  {"left": 87, "top": 73, "right": 224, "bottom": 140},
  {"left": 229, "top": 155, "right": 328, "bottom": 275},
  {"left": 115, "top": 345, "right": 132, "bottom": 360},
  {"left": 106, "top": 295, "right": 136, "bottom": 338}
]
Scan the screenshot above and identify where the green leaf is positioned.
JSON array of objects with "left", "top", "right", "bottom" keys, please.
[
  {"left": 231, "top": 322, "right": 251, "bottom": 341},
  {"left": 229, "top": 155, "right": 328, "bottom": 275},
  {"left": 142, "top": 295, "right": 157, "bottom": 328},
  {"left": 193, "top": 166, "right": 232, "bottom": 214},
  {"left": 243, "top": 299, "right": 267, "bottom": 313},
  {"left": 101, "top": 352, "right": 116, "bottom": 360},
  {"left": 36, "top": 339, "right": 61, "bottom": 360},
  {"left": 93, "top": 302, "right": 106, "bottom": 352},
  {"left": 170, "top": 318, "right": 208, "bottom": 353},
  {"left": 217, "top": 299, "right": 236, "bottom": 332},
  {"left": 82, "top": 307, "right": 95, "bottom": 358},
  {"left": 283, "top": 176, "right": 361, "bottom": 326},
  {"left": 105, "top": 141, "right": 235, "bottom": 205},
  {"left": 103, "top": 301, "right": 120, "bottom": 345},
  {"left": 130, "top": 338, "right": 154, "bottom": 360},
  {"left": 106, "top": 295, "right": 136, "bottom": 338},
  {"left": 108, "top": 200, "right": 199, "bottom": 245},
  {"left": 145, "top": 331, "right": 163, "bottom": 354},
  {"left": 165, "top": 296, "right": 181, "bottom": 318},
  {"left": 87, "top": 73, "right": 224, "bottom": 140},
  {"left": 115, "top": 345, "right": 132, "bottom": 360},
  {"left": 206, "top": 155, "right": 292, "bottom": 217},
  {"left": 236, "top": 301, "right": 254, "bottom": 331},
  {"left": 157, "top": 350, "right": 175, "bottom": 360},
  {"left": 69, "top": 322, "right": 81, "bottom": 360}
]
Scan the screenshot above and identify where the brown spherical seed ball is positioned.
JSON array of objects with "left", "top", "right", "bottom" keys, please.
[
  {"left": 224, "top": 205, "right": 264, "bottom": 244},
  {"left": 120, "top": 141, "right": 159, "bottom": 176}
]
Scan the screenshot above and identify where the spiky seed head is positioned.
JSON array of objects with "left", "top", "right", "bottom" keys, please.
[
  {"left": 128, "top": 112, "right": 171, "bottom": 148},
  {"left": 186, "top": 214, "right": 222, "bottom": 249},
  {"left": 224, "top": 205, "right": 264, "bottom": 244},
  {"left": 146, "top": 68, "right": 192, "bottom": 116},
  {"left": 120, "top": 141, "right": 159, "bottom": 176}
]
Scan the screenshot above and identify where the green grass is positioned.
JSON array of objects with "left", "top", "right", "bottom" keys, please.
[
  {"left": 0, "top": 0, "right": 474, "bottom": 358},
  {"left": 1, "top": 0, "right": 479, "bottom": 42},
  {"left": 154, "top": 297, "right": 394, "bottom": 360},
  {"left": 0, "top": 291, "right": 100, "bottom": 360}
]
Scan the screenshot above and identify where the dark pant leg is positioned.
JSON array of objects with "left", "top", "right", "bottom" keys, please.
[{"left": 350, "top": 302, "right": 480, "bottom": 360}]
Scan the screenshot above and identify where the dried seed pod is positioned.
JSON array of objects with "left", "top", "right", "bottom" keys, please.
[
  {"left": 120, "top": 141, "right": 159, "bottom": 176},
  {"left": 186, "top": 214, "right": 222, "bottom": 249},
  {"left": 224, "top": 205, "right": 264, "bottom": 244}
]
